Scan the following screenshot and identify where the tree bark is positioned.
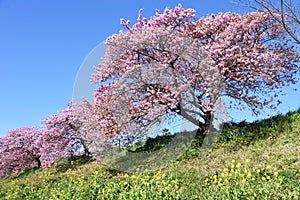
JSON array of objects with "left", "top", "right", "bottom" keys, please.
[
  {"left": 195, "top": 111, "right": 212, "bottom": 139},
  {"left": 36, "top": 157, "right": 42, "bottom": 168}
]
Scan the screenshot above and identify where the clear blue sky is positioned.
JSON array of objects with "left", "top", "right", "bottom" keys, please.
[{"left": 0, "top": 0, "right": 299, "bottom": 137}]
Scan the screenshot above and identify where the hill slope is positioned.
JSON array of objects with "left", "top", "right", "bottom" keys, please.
[{"left": 0, "top": 110, "right": 299, "bottom": 199}]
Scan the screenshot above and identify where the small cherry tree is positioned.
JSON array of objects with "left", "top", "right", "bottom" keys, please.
[
  {"left": 40, "top": 107, "right": 90, "bottom": 167},
  {"left": 91, "top": 5, "right": 299, "bottom": 142},
  {"left": 0, "top": 127, "right": 42, "bottom": 179}
]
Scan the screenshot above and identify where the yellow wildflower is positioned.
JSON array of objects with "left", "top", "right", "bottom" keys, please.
[{"left": 247, "top": 172, "right": 252, "bottom": 178}]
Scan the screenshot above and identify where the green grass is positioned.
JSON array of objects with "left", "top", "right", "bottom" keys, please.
[{"left": 0, "top": 110, "right": 299, "bottom": 199}]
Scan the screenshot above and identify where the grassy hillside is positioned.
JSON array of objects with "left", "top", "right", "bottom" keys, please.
[{"left": 0, "top": 110, "right": 299, "bottom": 199}]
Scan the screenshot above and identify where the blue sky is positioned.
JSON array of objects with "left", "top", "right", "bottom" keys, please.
[{"left": 0, "top": 0, "right": 299, "bottom": 137}]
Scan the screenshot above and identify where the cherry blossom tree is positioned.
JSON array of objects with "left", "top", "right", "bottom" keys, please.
[
  {"left": 40, "top": 106, "right": 90, "bottom": 167},
  {"left": 91, "top": 4, "right": 299, "bottom": 141},
  {"left": 0, "top": 127, "right": 42, "bottom": 179},
  {"left": 72, "top": 99, "right": 113, "bottom": 158}
]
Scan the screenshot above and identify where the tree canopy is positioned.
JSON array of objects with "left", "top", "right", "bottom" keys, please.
[{"left": 91, "top": 4, "right": 299, "bottom": 140}]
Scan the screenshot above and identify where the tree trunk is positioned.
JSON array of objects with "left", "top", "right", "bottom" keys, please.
[
  {"left": 83, "top": 143, "right": 91, "bottom": 156},
  {"left": 195, "top": 111, "right": 212, "bottom": 139},
  {"left": 36, "top": 157, "right": 42, "bottom": 168}
]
